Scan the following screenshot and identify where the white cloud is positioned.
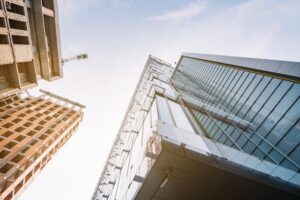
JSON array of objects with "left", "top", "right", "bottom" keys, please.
[
  {"left": 110, "top": 0, "right": 134, "bottom": 7},
  {"left": 144, "top": 0, "right": 300, "bottom": 62},
  {"left": 146, "top": 2, "right": 205, "bottom": 22},
  {"left": 58, "top": 0, "right": 96, "bottom": 22}
]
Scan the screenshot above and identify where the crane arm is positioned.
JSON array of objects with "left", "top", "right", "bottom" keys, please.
[{"left": 62, "top": 53, "right": 88, "bottom": 64}]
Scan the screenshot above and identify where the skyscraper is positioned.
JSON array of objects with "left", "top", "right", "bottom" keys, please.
[
  {"left": 1, "top": 1, "right": 84, "bottom": 199},
  {"left": 92, "top": 54, "right": 300, "bottom": 199}
]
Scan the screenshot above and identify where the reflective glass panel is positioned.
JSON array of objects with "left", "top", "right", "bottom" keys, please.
[{"left": 168, "top": 100, "right": 195, "bottom": 133}]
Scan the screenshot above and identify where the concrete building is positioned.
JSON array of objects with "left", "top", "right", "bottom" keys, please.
[
  {"left": 0, "top": 0, "right": 61, "bottom": 96},
  {"left": 92, "top": 54, "right": 300, "bottom": 199},
  {"left": 0, "top": 1, "right": 85, "bottom": 199},
  {"left": 0, "top": 90, "right": 84, "bottom": 200}
]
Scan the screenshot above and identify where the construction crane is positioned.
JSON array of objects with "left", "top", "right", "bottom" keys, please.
[{"left": 62, "top": 53, "right": 88, "bottom": 64}]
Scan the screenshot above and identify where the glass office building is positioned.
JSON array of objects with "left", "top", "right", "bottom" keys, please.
[{"left": 92, "top": 54, "right": 300, "bottom": 200}]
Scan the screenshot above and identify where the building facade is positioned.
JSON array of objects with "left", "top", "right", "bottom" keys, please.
[
  {"left": 0, "top": 0, "right": 62, "bottom": 96},
  {"left": 0, "top": 90, "right": 84, "bottom": 200},
  {"left": 92, "top": 54, "right": 300, "bottom": 199},
  {"left": 0, "top": 1, "right": 85, "bottom": 199}
]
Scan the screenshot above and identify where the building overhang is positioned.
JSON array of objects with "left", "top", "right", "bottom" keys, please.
[
  {"left": 134, "top": 135, "right": 300, "bottom": 200},
  {"left": 179, "top": 53, "right": 300, "bottom": 82}
]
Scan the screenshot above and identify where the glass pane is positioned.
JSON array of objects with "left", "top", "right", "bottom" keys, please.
[
  {"left": 231, "top": 72, "right": 249, "bottom": 94},
  {"left": 168, "top": 100, "right": 195, "bottom": 133},
  {"left": 256, "top": 78, "right": 280, "bottom": 106},
  {"left": 204, "top": 118, "right": 212, "bottom": 128},
  {"left": 273, "top": 83, "right": 300, "bottom": 116},
  {"left": 237, "top": 134, "right": 247, "bottom": 147},
  {"left": 236, "top": 73, "right": 255, "bottom": 96},
  {"left": 269, "top": 149, "right": 284, "bottom": 163},
  {"left": 150, "top": 99, "right": 158, "bottom": 128},
  {"left": 290, "top": 146, "right": 300, "bottom": 166},
  {"left": 253, "top": 148, "right": 265, "bottom": 159},
  {"left": 245, "top": 102, "right": 261, "bottom": 122},
  {"left": 243, "top": 142, "right": 256, "bottom": 153},
  {"left": 277, "top": 121, "right": 300, "bottom": 155},
  {"left": 156, "top": 95, "right": 173, "bottom": 125},
  {"left": 221, "top": 70, "right": 242, "bottom": 103},
  {"left": 249, "top": 76, "right": 271, "bottom": 101},
  {"left": 215, "top": 69, "right": 233, "bottom": 95},
  {"left": 206, "top": 121, "right": 215, "bottom": 132},
  {"left": 219, "top": 70, "right": 237, "bottom": 96},
  {"left": 259, "top": 141, "right": 272, "bottom": 153},
  {"left": 267, "top": 118, "right": 293, "bottom": 145},
  {"left": 210, "top": 125, "right": 219, "bottom": 137},
  {"left": 243, "top": 74, "right": 263, "bottom": 99},
  {"left": 143, "top": 113, "right": 152, "bottom": 146},
  {"left": 219, "top": 134, "right": 228, "bottom": 143},
  {"left": 285, "top": 98, "right": 300, "bottom": 123},
  {"left": 252, "top": 107, "right": 271, "bottom": 129},
  {"left": 209, "top": 67, "right": 225, "bottom": 87},
  {"left": 264, "top": 80, "right": 292, "bottom": 110},
  {"left": 231, "top": 129, "right": 241, "bottom": 141},
  {"left": 281, "top": 159, "right": 298, "bottom": 171},
  {"left": 257, "top": 112, "right": 281, "bottom": 138}
]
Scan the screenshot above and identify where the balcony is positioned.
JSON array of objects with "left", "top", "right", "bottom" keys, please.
[
  {"left": 132, "top": 120, "right": 300, "bottom": 199},
  {"left": 0, "top": 65, "right": 16, "bottom": 95},
  {"left": 17, "top": 62, "right": 36, "bottom": 88}
]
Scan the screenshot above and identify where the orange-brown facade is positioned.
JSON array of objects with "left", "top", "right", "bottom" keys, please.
[
  {"left": 0, "top": 91, "right": 84, "bottom": 199},
  {"left": 0, "top": 0, "right": 85, "bottom": 199}
]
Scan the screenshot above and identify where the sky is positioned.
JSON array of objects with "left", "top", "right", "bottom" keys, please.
[{"left": 19, "top": 0, "right": 300, "bottom": 199}]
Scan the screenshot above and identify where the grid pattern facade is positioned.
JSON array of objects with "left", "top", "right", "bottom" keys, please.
[
  {"left": 172, "top": 57, "right": 300, "bottom": 172},
  {"left": 0, "top": 92, "right": 84, "bottom": 200},
  {"left": 0, "top": 0, "right": 62, "bottom": 96}
]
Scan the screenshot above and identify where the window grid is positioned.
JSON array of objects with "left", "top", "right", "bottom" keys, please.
[{"left": 173, "top": 58, "right": 300, "bottom": 172}]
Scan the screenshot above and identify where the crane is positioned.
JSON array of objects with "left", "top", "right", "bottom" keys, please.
[{"left": 62, "top": 53, "right": 88, "bottom": 64}]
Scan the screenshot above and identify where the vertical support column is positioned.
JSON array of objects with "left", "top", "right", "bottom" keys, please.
[
  {"left": 26, "top": 0, "right": 42, "bottom": 78},
  {"left": 23, "top": 0, "right": 37, "bottom": 84},
  {"left": 48, "top": 0, "right": 62, "bottom": 77},
  {"left": 31, "top": 0, "right": 51, "bottom": 80}
]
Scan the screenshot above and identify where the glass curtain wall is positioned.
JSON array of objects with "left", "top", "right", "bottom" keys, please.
[
  {"left": 172, "top": 57, "right": 300, "bottom": 172},
  {"left": 105, "top": 99, "right": 160, "bottom": 200},
  {"left": 106, "top": 94, "right": 198, "bottom": 200}
]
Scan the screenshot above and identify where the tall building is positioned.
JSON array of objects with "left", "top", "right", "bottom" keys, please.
[
  {"left": 92, "top": 54, "right": 300, "bottom": 199},
  {"left": 0, "top": 90, "right": 84, "bottom": 200},
  {"left": 0, "top": 1, "right": 85, "bottom": 199},
  {"left": 0, "top": 0, "right": 62, "bottom": 95}
]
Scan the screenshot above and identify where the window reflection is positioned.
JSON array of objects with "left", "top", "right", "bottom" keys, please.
[
  {"left": 264, "top": 81, "right": 292, "bottom": 110},
  {"left": 277, "top": 121, "right": 300, "bottom": 155},
  {"left": 173, "top": 59, "right": 300, "bottom": 172},
  {"left": 285, "top": 99, "right": 300, "bottom": 123},
  {"left": 156, "top": 95, "right": 173, "bottom": 125},
  {"left": 168, "top": 100, "right": 195, "bottom": 133},
  {"left": 256, "top": 78, "right": 280, "bottom": 106},
  {"left": 150, "top": 99, "right": 158, "bottom": 128},
  {"left": 249, "top": 76, "right": 271, "bottom": 101}
]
